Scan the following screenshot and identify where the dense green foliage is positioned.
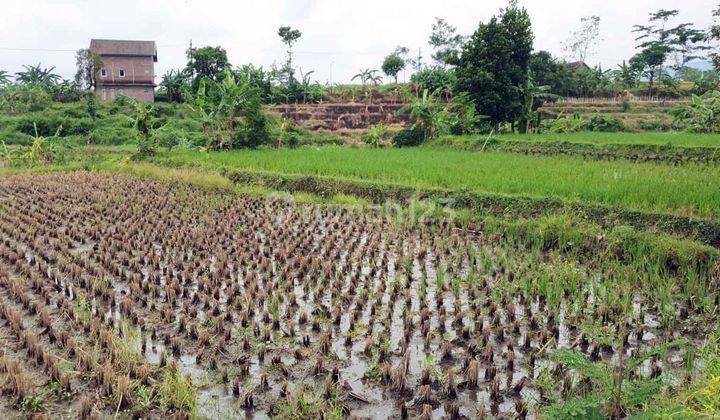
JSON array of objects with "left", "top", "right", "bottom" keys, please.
[
  {"left": 455, "top": 1, "right": 533, "bottom": 127},
  {"left": 381, "top": 55, "right": 405, "bottom": 83},
  {"left": 671, "top": 90, "right": 720, "bottom": 133}
]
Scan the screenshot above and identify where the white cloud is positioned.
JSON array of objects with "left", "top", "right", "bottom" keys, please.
[{"left": 0, "top": 0, "right": 717, "bottom": 84}]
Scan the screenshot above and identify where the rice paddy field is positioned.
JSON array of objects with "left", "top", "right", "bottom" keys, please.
[
  {"left": 1, "top": 133, "right": 720, "bottom": 419},
  {"left": 153, "top": 147, "right": 720, "bottom": 218},
  {"left": 457, "top": 132, "right": 720, "bottom": 148},
  {"left": 0, "top": 170, "right": 717, "bottom": 419}
]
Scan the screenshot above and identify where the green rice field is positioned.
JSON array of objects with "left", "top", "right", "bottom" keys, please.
[
  {"left": 449, "top": 132, "right": 720, "bottom": 148},
  {"left": 154, "top": 147, "right": 720, "bottom": 218}
]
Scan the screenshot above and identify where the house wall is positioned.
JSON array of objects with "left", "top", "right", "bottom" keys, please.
[
  {"left": 96, "top": 55, "right": 155, "bottom": 103},
  {"left": 97, "top": 86, "right": 155, "bottom": 103}
]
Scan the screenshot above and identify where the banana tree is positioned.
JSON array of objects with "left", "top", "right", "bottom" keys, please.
[
  {"left": 0, "top": 71, "right": 11, "bottom": 87},
  {"left": 14, "top": 64, "right": 61, "bottom": 88},
  {"left": 188, "top": 69, "right": 262, "bottom": 150},
  {"left": 517, "top": 72, "right": 560, "bottom": 133},
  {"left": 396, "top": 89, "right": 447, "bottom": 140},
  {"left": 670, "top": 90, "right": 720, "bottom": 133},
  {"left": 352, "top": 69, "right": 383, "bottom": 104},
  {"left": 133, "top": 102, "right": 157, "bottom": 157},
  {"left": 351, "top": 68, "right": 383, "bottom": 87}
]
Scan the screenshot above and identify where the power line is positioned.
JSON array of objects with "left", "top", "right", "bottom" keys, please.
[{"left": 0, "top": 47, "right": 77, "bottom": 52}]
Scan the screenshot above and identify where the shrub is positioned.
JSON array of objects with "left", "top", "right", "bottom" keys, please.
[
  {"left": 14, "top": 113, "right": 94, "bottom": 137},
  {"left": 361, "top": 123, "right": 390, "bottom": 148},
  {"left": 0, "top": 129, "right": 34, "bottom": 146},
  {"left": 543, "top": 114, "right": 586, "bottom": 133},
  {"left": 392, "top": 126, "right": 425, "bottom": 147},
  {"left": 154, "top": 127, "right": 206, "bottom": 150},
  {"left": 670, "top": 91, "right": 720, "bottom": 133},
  {"left": 0, "top": 86, "right": 51, "bottom": 113},
  {"left": 96, "top": 113, "right": 134, "bottom": 129},
  {"left": 88, "top": 126, "right": 135, "bottom": 145},
  {"left": 587, "top": 114, "right": 624, "bottom": 132},
  {"left": 232, "top": 111, "right": 271, "bottom": 148},
  {"left": 633, "top": 118, "right": 672, "bottom": 132},
  {"left": 410, "top": 67, "right": 455, "bottom": 95}
]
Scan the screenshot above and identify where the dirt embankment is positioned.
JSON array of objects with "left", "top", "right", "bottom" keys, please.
[{"left": 267, "top": 94, "right": 410, "bottom": 133}]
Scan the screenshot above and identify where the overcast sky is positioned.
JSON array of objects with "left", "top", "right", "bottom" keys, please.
[{"left": 1, "top": 0, "right": 717, "bottom": 85}]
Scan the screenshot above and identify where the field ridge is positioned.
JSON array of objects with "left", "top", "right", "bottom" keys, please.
[
  {"left": 432, "top": 137, "right": 720, "bottom": 164},
  {"left": 217, "top": 167, "right": 720, "bottom": 247}
]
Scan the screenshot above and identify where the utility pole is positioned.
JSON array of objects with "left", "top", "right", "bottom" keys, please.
[{"left": 417, "top": 48, "right": 423, "bottom": 71}]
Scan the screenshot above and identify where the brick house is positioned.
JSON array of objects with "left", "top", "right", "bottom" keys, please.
[{"left": 90, "top": 39, "right": 157, "bottom": 103}]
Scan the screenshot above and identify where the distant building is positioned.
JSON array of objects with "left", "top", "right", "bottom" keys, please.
[
  {"left": 567, "top": 61, "right": 592, "bottom": 72},
  {"left": 90, "top": 39, "right": 157, "bottom": 103}
]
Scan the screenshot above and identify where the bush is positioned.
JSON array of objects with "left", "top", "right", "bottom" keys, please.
[
  {"left": 96, "top": 114, "right": 134, "bottom": 129},
  {"left": 0, "top": 86, "right": 51, "bottom": 113},
  {"left": 88, "top": 126, "right": 136, "bottom": 145},
  {"left": 392, "top": 126, "right": 425, "bottom": 147},
  {"left": 361, "top": 123, "right": 390, "bottom": 148},
  {"left": 410, "top": 67, "right": 455, "bottom": 94},
  {"left": 232, "top": 111, "right": 271, "bottom": 149},
  {"left": 51, "top": 102, "right": 89, "bottom": 118},
  {"left": 633, "top": 118, "right": 673, "bottom": 132},
  {"left": 14, "top": 113, "right": 94, "bottom": 137},
  {"left": 543, "top": 114, "right": 586, "bottom": 133},
  {"left": 0, "top": 129, "right": 34, "bottom": 146},
  {"left": 153, "top": 127, "right": 206, "bottom": 150},
  {"left": 587, "top": 114, "right": 624, "bottom": 132},
  {"left": 671, "top": 91, "right": 720, "bottom": 133}
]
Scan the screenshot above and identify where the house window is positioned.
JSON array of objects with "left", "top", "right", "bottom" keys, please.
[
  {"left": 119, "top": 69, "right": 126, "bottom": 77},
  {"left": 100, "top": 68, "right": 107, "bottom": 77}
]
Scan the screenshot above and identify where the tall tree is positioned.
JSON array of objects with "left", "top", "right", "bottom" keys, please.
[
  {"left": 277, "top": 26, "right": 302, "bottom": 85},
  {"left": 185, "top": 46, "right": 230, "bottom": 88},
  {"left": 74, "top": 49, "right": 103, "bottom": 90},
  {"left": 429, "top": 18, "right": 465, "bottom": 67},
  {"left": 455, "top": 0, "right": 533, "bottom": 128},
  {"left": 669, "top": 23, "right": 709, "bottom": 71},
  {"left": 632, "top": 9, "right": 679, "bottom": 95},
  {"left": 709, "top": 4, "right": 720, "bottom": 71},
  {"left": 382, "top": 54, "right": 406, "bottom": 83},
  {"left": 562, "top": 16, "right": 600, "bottom": 63},
  {"left": 529, "top": 51, "right": 576, "bottom": 97}
]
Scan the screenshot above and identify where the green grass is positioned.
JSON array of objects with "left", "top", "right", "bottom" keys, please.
[
  {"left": 153, "top": 147, "right": 720, "bottom": 219},
  {"left": 492, "top": 132, "right": 720, "bottom": 148}
]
